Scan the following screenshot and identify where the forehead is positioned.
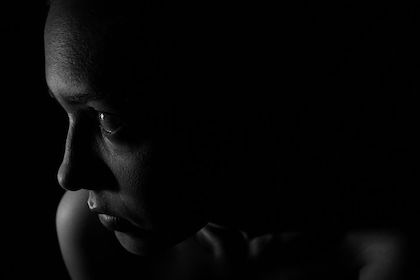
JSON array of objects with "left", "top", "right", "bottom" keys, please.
[
  {"left": 44, "top": 0, "right": 221, "bottom": 114},
  {"left": 44, "top": 0, "right": 170, "bottom": 101}
]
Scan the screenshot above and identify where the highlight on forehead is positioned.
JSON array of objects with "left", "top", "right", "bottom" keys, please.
[
  {"left": 45, "top": 0, "right": 190, "bottom": 102},
  {"left": 46, "top": 0, "right": 150, "bottom": 17},
  {"left": 45, "top": 16, "right": 95, "bottom": 88},
  {"left": 44, "top": 0, "right": 145, "bottom": 86}
]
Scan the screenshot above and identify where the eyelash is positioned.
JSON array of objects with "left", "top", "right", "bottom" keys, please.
[{"left": 92, "top": 110, "right": 124, "bottom": 138}]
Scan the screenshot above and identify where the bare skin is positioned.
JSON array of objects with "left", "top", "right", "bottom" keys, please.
[
  {"left": 46, "top": 1, "right": 410, "bottom": 279},
  {"left": 57, "top": 190, "right": 407, "bottom": 280}
]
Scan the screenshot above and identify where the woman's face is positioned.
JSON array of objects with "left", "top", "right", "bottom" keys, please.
[{"left": 44, "top": 0, "right": 213, "bottom": 255}]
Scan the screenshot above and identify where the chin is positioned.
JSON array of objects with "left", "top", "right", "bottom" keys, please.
[{"left": 114, "top": 231, "right": 173, "bottom": 256}]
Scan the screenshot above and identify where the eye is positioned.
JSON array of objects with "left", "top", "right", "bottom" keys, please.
[{"left": 97, "top": 112, "right": 124, "bottom": 136}]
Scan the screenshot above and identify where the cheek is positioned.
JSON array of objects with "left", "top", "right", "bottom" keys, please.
[
  {"left": 106, "top": 146, "right": 152, "bottom": 215},
  {"left": 106, "top": 140, "right": 208, "bottom": 229}
]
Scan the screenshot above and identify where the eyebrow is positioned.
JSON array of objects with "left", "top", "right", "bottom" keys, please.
[{"left": 48, "top": 88, "right": 105, "bottom": 104}]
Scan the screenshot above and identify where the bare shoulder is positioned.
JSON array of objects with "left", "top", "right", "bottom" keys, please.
[
  {"left": 56, "top": 190, "right": 94, "bottom": 247},
  {"left": 343, "top": 229, "right": 410, "bottom": 280},
  {"left": 56, "top": 191, "right": 142, "bottom": 280}
]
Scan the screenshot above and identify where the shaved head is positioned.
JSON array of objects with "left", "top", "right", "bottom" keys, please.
[
  {"left": 44, "top": 0, "right": 216, "bottom": 255},
  {"left": 46, "top": 0, "right": 155, "bottom": 95}
]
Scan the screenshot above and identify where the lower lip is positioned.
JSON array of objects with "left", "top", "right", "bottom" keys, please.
[{"left": 98, "top": 214, "right": 137, "bottom": 233}]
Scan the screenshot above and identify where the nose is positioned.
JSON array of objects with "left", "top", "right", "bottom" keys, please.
[{"left": 57, "top": 115, "right": 98, "bottom": 191}]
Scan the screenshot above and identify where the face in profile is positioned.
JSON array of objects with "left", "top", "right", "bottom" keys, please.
[{"left": 44, "top": 0, "right": 216, "bottom": 255}]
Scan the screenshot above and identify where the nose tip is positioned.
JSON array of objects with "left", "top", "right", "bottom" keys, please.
[{"left": 57, "top": 159, "right": 82, "bottom": 191}]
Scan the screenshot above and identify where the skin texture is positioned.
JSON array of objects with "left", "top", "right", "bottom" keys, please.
[
  {"left": 46, "top": 0, "right": 281, "bottom": 257},
  {"left": 46, "top": 0, "right": 410, "bottom": 279},
  {"left": 45, "top": 0, "right": 214, "bottom": 256}
]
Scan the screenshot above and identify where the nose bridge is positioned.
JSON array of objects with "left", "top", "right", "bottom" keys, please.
[{"left": 57, "top": 114, "right": 89, "bottom": 191}]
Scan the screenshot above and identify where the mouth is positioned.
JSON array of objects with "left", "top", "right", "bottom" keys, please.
[
  {"left": 97, "top": 213, "right": 138, "bottom": 232},
  {"left": 87, "top": 192, "right": 152, "bottom": 237},
  {"left": 95, "top": 212, "right": 154, "bottom": 240}
]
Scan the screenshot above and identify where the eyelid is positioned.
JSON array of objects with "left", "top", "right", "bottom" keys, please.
[{"left": 97, "top": 111, "right": 124, "bottom": 135}]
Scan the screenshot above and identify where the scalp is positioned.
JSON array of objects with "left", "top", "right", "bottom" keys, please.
[
  {"left": 44, "top": 0, "right": 177, "bottom": 97},
  {"left": 44, "top": 0, "right": 108, "bottom": 89}
]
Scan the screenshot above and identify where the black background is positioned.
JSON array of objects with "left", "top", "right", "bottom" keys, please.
[
  {"left": 1, "top": 1, "right": 419, "bottom": 279},
  {"left": 1, "top": 2, "right": 69, "bottom": 279}
]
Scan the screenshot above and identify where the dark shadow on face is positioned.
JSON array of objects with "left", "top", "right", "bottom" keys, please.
[
  {"left": 45, "top": 0, "right": 419, "bottom": 257},
  {"left": 44, "top": 0, "right": 217, "bottom": 255}
]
